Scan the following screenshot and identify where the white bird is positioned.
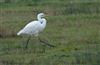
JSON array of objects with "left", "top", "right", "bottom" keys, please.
[{"left": 17, "top": 13, "right": 54, "bottom": 48}]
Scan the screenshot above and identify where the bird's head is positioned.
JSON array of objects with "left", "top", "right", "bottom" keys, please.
[{"left": 37, "top": 13, "right": 45, "bottom": 20}]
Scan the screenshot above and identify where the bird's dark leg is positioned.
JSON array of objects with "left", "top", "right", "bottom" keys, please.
[
  {"left": 38, "top": 37, "right": 55, "bottom": 47},
  {"left": 25, "top": 36, "right": 31, "bottom": 49}
]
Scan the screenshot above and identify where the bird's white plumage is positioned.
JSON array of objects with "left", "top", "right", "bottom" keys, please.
[{"left": 17, "top": 13, "right": 46, "bottom": 37}]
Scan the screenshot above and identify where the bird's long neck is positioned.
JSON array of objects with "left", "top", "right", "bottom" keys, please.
[
  {"left": 37, "top": 16, "right": 45, "bottom": 24},
  {"left": 37, "top": 15, "right": 46, "bottom": 24},
  {"left": 37, "top": 16, "right": 42, "bottom": 21}
]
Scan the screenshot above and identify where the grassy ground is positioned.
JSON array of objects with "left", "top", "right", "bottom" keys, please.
[{"left": 0, "top": 0, "right": 100, "bottom": 65}]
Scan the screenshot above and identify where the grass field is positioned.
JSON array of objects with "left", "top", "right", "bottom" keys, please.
[{"left": 0, "top": 0, "right": 100, "bottom": 65}]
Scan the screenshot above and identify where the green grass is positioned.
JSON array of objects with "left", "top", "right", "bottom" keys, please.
[{"left": 0, "top": 0, "right": 100, "bottom": 65}]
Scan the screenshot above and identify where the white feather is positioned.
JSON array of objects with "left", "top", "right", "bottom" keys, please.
[{"left": 17, "top": 13, "right": 46, "bottom": 37}]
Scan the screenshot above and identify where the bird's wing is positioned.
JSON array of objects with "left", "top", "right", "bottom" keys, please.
[{"left": 21, "top": 21, "right": 40, "bottom": 34}]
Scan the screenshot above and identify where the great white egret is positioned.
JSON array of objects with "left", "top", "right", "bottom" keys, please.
[{"left": 17, "top": 13, "right": 55, "bottom": 48}]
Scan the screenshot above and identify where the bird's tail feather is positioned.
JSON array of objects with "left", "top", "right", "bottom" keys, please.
[{"left": 17, "top": 30, "right": 22, "bottom": 35}]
